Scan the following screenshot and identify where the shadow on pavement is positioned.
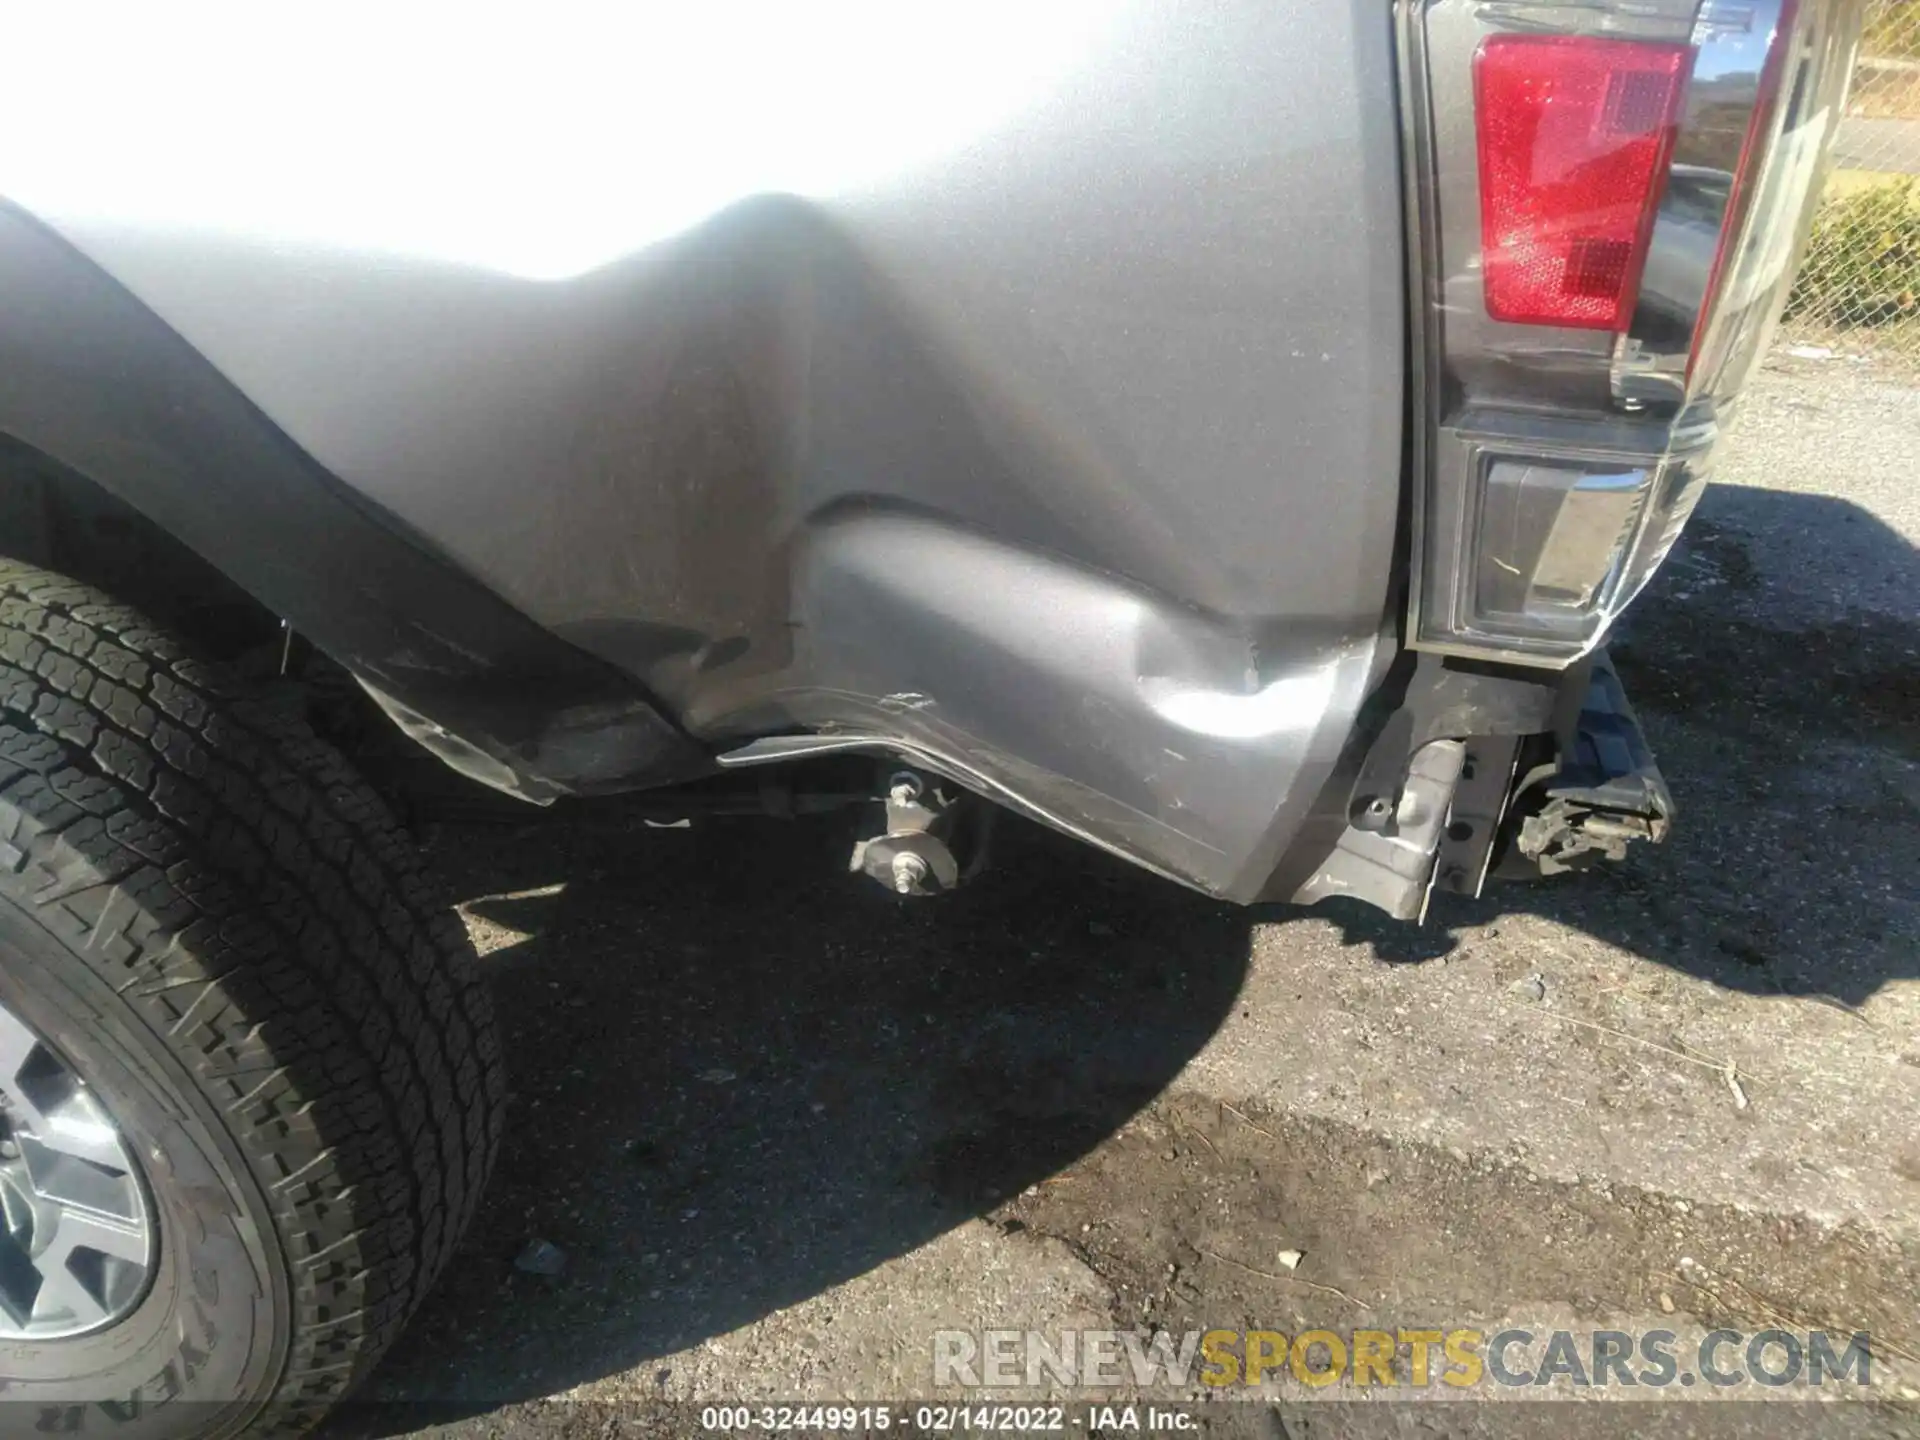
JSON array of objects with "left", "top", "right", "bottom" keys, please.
[
  {"left": 332, "top": 810, "right": 1253, "bottom": 1424},
  {"left": 325, "top": 482, "right": 1915, "bottom": 1430}
]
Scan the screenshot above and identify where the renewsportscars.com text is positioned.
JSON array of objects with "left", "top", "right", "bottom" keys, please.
[{"left": 932, "top": 1327, "right": 1876, "bottom": 1391}]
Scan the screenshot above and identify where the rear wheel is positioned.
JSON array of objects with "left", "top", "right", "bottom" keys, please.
[{"left": 0, "top": 563, "right": 504, "bottom": 1438}]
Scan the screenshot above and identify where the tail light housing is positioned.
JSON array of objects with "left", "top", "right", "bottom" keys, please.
[{"left": 1397, "top": 0, "right": 1864, "bottom": 665}]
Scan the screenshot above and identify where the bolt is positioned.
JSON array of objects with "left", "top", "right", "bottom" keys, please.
[
  {"left": 886, "top": 771, "right": 923, "bottom": 806},
  {"left": 891, "top": 852, "right": 929, "bottom": 895}
]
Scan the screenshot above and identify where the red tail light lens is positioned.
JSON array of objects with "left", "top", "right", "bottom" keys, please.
[{"left": 1474, "top": 35, "right": 1691, "bottom": 330}]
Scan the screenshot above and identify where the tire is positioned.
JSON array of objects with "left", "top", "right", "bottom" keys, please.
[{"left": 0, "top": 563, "right": 504, "bottom": 1438}]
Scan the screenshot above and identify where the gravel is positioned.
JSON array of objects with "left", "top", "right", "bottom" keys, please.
[{"left": 324, "top": 351, "right": 1919, "bottom": 1439}]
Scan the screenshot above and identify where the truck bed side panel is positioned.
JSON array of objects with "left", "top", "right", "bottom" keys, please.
[{"left": 0, "top": 0, "right": 1406, "bottom": 898}]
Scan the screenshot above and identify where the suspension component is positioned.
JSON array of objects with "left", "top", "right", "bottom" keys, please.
[{"left": 848, "top": 765, "right": 989, "bottom": 897}]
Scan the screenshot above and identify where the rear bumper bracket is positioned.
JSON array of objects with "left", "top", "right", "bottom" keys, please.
[{"left": 1509, "top": 652, "right": 1674, "bottom": 876}]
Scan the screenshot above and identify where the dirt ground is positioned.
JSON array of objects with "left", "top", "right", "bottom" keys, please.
[{"left": 323, "top": 354, "right": 1920, "bottom": 1439}]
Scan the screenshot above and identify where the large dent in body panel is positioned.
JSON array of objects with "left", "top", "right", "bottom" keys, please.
[
  {"left": 1142, "top": 671, "right": 1342, "bottom": 743},
  {"left": 752, "top": 511, "right": 1382, "bottom": 900},
  {"left": 35, "top": 0, "right": 1404, "bottom": 646},
  {"left": 22, "top": 1, "right": 1407, "bottom": 896}
]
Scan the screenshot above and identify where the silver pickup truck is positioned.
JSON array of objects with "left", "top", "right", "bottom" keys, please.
[{"left": 0, "top": 1, "right": 1860, "bottom": 1432}]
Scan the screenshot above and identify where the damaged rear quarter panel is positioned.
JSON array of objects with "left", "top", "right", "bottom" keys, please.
[{"left": 18, "top": 0, "right": 1407, "bottom": 900}]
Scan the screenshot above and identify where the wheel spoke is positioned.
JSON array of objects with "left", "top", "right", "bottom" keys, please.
[
  {"left": 24, "top": 1254, "right": 111, "bottom": 1332},
  {"left": 0, "top": 1004, "right": 42, "bottom": 1098},
  {"left": 20, "top": 1091, "right": 134, "bottom": 1174},
  {"left": 25, "top": 1207, "right": 149, "bottom": 1332},
  {"left": 44, "top": 1204, "right": 150, "bottom": 1265},
  {"left": 0, "top": 998, "right": 153, "bottom": 1340}
]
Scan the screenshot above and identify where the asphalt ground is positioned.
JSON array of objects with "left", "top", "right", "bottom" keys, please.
[
  {"left": 324, "top": 352, "right": 1919, "bottom": 1439},
  {"left": 1832, "top": 115, "right": 1920, "bottom": 175}
]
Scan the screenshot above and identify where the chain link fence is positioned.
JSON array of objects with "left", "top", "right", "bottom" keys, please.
[{"left": 1783, "top": 0, "right": 1920, "bottom": 361}]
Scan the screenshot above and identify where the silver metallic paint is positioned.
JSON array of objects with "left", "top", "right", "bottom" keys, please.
[{"left": 5, "top": 1, "right": 1407, "bottom": 900}]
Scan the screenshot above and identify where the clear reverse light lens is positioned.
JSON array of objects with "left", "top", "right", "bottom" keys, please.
[{"left": 1474, "top": 459, "right": 1648, "bottom": 643}]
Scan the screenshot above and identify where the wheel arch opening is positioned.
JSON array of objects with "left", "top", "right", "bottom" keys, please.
[{"left": 0, "top": 430, "right": 285, "bottom": 666}]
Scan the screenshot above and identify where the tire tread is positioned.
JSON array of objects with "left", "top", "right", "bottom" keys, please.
[{"left": 0, "top": 562, "right": 503, "bottom": 1434}]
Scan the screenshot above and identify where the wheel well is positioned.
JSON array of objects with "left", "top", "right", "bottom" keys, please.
[
  {"left": 0, "top": 432, "right": 501, "bottom": 818},
  {"left": 0, "top": 433, "right": 284, "bottom": 663}
]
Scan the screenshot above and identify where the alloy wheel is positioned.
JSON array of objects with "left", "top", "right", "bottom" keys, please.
[{"left": 0, "top": 999, "right": 155, "bottom": 1339}]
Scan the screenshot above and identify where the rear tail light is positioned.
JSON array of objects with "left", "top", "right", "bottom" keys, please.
[
  {"left": 1475, "top": 36, "right": 1690, "bottom": 331},
  {"left": 1398, "top": 0, "right": 1862, "bottom": 666}
]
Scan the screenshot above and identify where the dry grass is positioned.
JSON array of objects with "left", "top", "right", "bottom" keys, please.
[
  {"left": 1852, "top": 63, "right": 1920, "bottom": 119},
  {"left": 1856, "top": 0, "right": 1920, "bottom": 117},
  {"left": 1864, "top": 0, "right": 1920, "bottom": 61}
]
